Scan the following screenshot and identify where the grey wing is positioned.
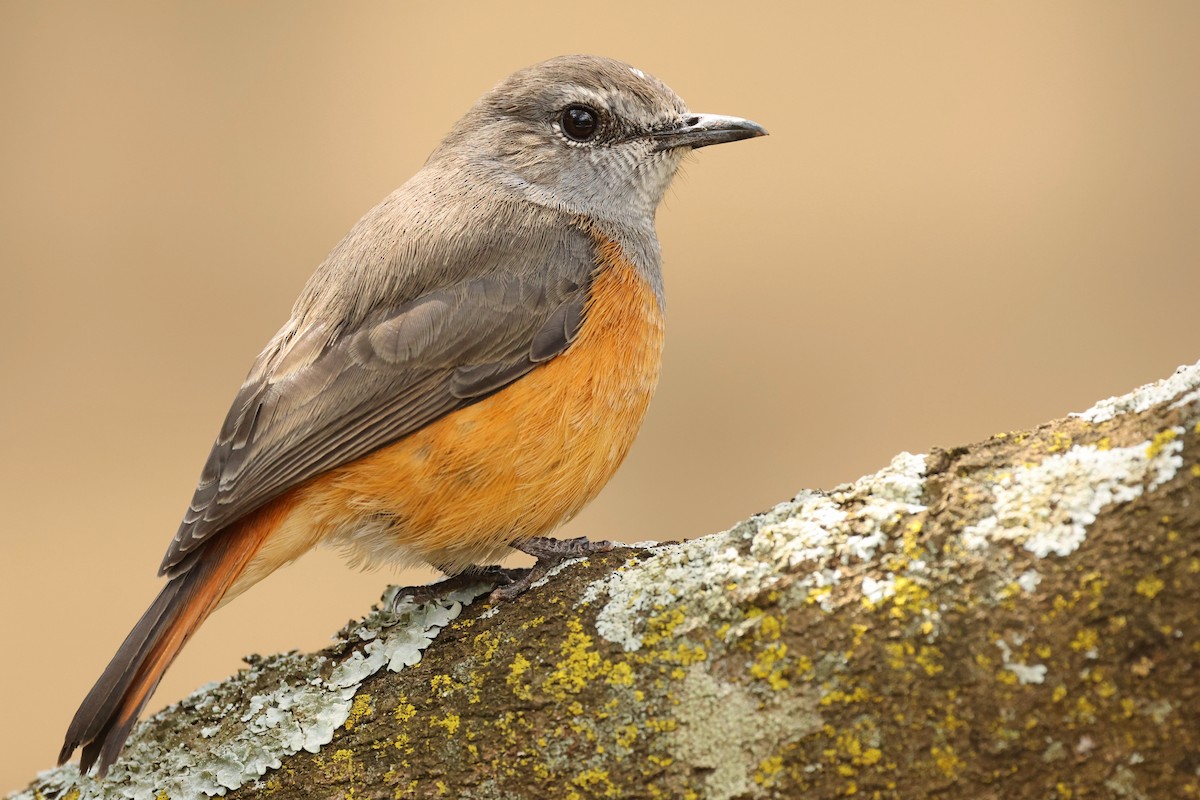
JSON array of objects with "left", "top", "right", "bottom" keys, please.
[{"left": 160, "top": 243, "right": 595, "bottom": 576}]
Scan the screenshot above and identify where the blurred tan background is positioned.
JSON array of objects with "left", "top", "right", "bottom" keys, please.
[{"left": 2, "top": 1, "right": 1198, "bottom": 789}]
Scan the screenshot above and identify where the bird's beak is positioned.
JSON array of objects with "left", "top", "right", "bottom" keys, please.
[{"left": 650, "top": 113, "right": 768, "bottom": 151}]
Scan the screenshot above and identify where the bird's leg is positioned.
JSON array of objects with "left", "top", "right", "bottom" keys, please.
[
  {"left": 390, "top": 564, "right": 526, "bottom": 610},
  {"left": 490, "top": 535, "right": 615, "bottom": 602}
]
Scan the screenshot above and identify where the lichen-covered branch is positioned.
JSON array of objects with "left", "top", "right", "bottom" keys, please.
[{"left": 14, "top": 361, "right": 1200, "bottom": 800}]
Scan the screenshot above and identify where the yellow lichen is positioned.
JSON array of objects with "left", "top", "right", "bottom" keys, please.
[
  {"left": 1070, "top": 628, "right": 1099, "bottom": 653},
  {"left": 1147, "top": 428, "right": 1178, "bottom": 458},
  {"left": 507, "top": 653, "right": 533, "bottom": 700},
  {"left": 930, "top": 745, "right": 963, "bottom": 778},
  {"left": 884, "top": 641, "right": 909, "bottom": 669},
  {"left": 750, "top": 641, "right": 791, "bottom": 690},
  {"left": 915, "top": 645, "right": 944, "bottom": 676},
  {"left": 615, "top": 723, "right": 639, "bottom": 748},
  {"left": 665, "top": 641, "right": 708, "bottom": 667},
  {"left": 473, "top": 630, "right": 501, "bottom": 662},
  {"left": 344, "top": 693, "right": 373, "bottom": 730},
  {"left": 1074, "top": 696, "right": 1097, "bottom": 722},
  {"left": 1048, "top": 431, "right": 1072, "bottom": 453},
  {"left": 754, "top": 752, "right": 784, "bottom": 785},
  {"left": 572, "top": 768, "right": 618, "bottom": 797},
  {"left": 820, "top": 686, "right": 874, "bottom": 707},
  {"left": 807, "top": 585, "right": 833, "bottom": 606},
  {"left": 430, "top": 713, "right": 461, "bottom": 735},
  {"left": 887, "top": 577, "right": 931, "bottom": 621},
  {"left": 394, "top": 697, "right": 417, "bottom": 723},
  {"left": 543, "top": 618, "right": 603, "bottom": 699},
  {"left": 644, "top": 717, "right": 678, "bottom": 733},
  {"left": 606, "top": 661, "right": 634, "bottom": 687},
  {"left": 1136, "top": 575, "right": 1165, "bottom": 599},
  {"left": 641, "top": 607, "right": 686, "bottom": 647}
]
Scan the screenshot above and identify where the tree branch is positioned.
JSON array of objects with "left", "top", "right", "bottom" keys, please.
[{"left": 14, "top": 360, "right": 1200, "bottom": 799}]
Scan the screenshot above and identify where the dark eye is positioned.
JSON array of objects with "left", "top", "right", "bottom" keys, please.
[{"left": 560, "top": 104, "right": 599, "bottom": 142}]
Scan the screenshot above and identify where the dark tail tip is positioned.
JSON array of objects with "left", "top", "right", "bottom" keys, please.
[
  {"left": 57, "top": 570, "right": 194, "bottom": 777},
  {"left": 58, "top": 504, "right": 273, "bottom": 777},
  {"left": 56, "top": 740, "right": 75, "bottom": 769}
]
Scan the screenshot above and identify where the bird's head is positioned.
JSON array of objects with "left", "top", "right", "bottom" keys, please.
[{"left": 432, "top": 55, "right": 767, "bottom": 227}]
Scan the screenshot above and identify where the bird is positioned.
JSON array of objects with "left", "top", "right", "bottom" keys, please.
[{"left": 58, "top": 54, "right": 766, "bottom": 777}]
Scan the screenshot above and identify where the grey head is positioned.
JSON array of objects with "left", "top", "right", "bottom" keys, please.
[
  {"left": 289, "top": 55, "right": 765, "bottom": 330},
  {"left": 428, "top": 55, "right": 767, "bottom": 231}
]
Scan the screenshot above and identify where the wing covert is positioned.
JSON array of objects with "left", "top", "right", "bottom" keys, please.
[{"left": 161, "top": 225, "right": 597, "bottom": 575}]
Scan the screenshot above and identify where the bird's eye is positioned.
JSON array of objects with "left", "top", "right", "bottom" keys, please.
[{"left": 560, "top": 104, "right": 600, "bottom": 142}]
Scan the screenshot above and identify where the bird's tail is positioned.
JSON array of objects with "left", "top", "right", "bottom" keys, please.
[{"left": 58, "top": 505, "right": 279, "bottom": 777}]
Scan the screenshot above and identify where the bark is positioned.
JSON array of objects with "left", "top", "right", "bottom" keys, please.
[{"left": 13, "top": 360, "right": 1200, "bottom": 800}]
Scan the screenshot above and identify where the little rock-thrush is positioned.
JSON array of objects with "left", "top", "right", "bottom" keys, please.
[{"left": 59, "top": 54, "right": 766, "bottom": 776}]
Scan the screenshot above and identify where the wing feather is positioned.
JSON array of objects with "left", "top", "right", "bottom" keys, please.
[{"left": 161, "top": 222, "right": 597, "bottom": 575}]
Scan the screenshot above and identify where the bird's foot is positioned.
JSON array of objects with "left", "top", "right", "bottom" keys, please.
[
  {"left": 390, "top": 564, "right": 526, "bottom": 610},
  {"left": 489, "top": 535, "right": 615, "bottom": 603}
]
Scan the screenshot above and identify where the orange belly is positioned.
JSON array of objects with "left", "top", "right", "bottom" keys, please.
[{"left": 224, "top": 234, "right": 664, "bottom": 598}]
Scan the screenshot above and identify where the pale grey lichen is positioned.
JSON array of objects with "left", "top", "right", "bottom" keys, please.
[
  {"left": 961, "top": 431, "right": 1185, "bottom": 558},
  {"left": 1103, "top": 764, "right": 1148, "bottom": 799},
  {"left": 670, "top": 665, "right": 821, "bottom": 800},
  {"left": 16, "top": 356, "right": 1198, "bottom": 798},
  {"left": 860, "top": 574, "right": 894, "bottom": 605},
  {"left": 1016, "top": 569, "right": 1042, "bottom": 594},
  {"left": 1072, "top": 359, "right": 1200, "bottom": 423},
  {"left": 1006, "top": 662, "right": 1049, "bottom": 685},
  {"left": 584, "top": 452, "right": 928, "bottom": 651},
  {"left": 996, "top": 638, "right": 1048, "bottom": 685},
  {"left": 12, "top": 586, "right": 483, "bottom": 800},
  {"left": 584, "top": 357, "right": 1196, "bottom": 667}
]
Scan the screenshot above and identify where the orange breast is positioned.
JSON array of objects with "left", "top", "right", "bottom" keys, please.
[{"left": 227, "top": 232, "right": 665, "bottom": 592}]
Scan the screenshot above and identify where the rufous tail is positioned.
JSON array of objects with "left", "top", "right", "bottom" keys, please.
[{"left": 58, "top": 508, "right": 276, "bottom": 777}]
